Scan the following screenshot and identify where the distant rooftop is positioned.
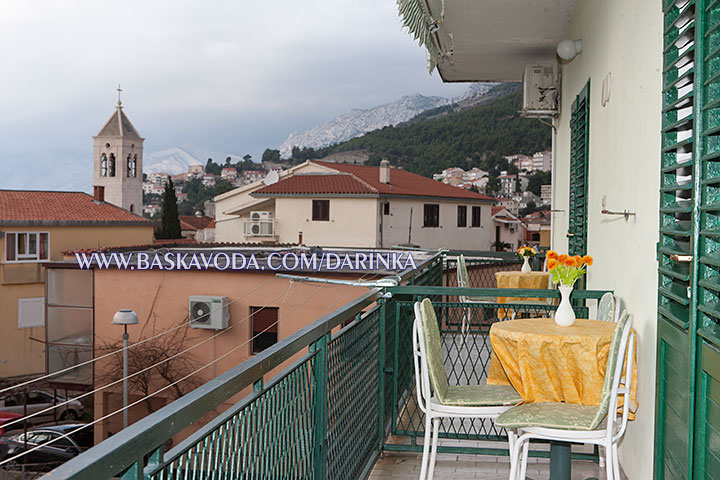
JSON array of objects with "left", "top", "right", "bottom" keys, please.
[
  {"left": 254, "top": 160, "right": 495, "bottom": 201},
  {"left": 95, "top": 103, "right": 142, "bottom": 139},
  {"left": 0, "top": 190, "right": 152, "bottom": 226}
]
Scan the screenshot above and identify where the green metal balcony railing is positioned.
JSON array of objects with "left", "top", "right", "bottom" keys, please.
[{"left": 42, "top": 252, "right": 608, "bottom": 480}]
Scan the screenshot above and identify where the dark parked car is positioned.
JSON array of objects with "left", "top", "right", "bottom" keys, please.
[
  {"left": 0, "top": 424, "right": 93, "bottom": 469},
  {"left": 0, "top": 390, "right": 84, "bottom": 425}
]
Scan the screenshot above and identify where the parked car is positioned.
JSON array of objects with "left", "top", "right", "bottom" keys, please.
[
  {"left": 0, "top": 412, "right": 24, "bottom": 460},
  {"left": 0, "top": 424, "right": 93, "bottom": 469},
  {"left": 0, "top": 390, "right": 84, "bottom": 425}
]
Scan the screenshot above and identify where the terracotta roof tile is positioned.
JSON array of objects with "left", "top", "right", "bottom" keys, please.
[
  {"left": 254, "top": 161, "right": 495, "bottom": 201},
  {"left": 254, "top": 173, "right": 377, "bottom": 195},
  {"left": 0, "top": 190, "right": 151, "bottom": 224},
  {"left": 179, "top": 215, "right": 214, "bottom": 231}
]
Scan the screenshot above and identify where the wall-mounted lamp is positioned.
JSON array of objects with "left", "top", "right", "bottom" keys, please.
[{"left": 557, "top": 39, "right": 583, "bottom": 61}]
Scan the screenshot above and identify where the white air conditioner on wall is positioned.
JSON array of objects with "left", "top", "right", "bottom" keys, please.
[
  {"left": 189, "top": 296, "right": 229, "bottom": 330},
  {"left": 522, "top": 64, "right": 558, "bottom": 117},
  {"left": 251, "top": 211, "right": 272, "bottom": 221}
]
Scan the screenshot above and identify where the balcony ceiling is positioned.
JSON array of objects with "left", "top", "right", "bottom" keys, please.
[{"left": 433, "top": 0, "right": 576, "bottom": 82}]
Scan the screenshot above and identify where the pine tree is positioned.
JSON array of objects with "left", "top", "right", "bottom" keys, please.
[{"left": 158, "top": 177, "right": 182, "bottom": 239}]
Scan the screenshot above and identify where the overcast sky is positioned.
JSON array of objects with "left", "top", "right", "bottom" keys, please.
[{"left": 0, "top": 0, "right": 469, "bottom": 191}]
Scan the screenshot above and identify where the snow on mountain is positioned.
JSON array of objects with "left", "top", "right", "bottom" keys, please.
[
  {"left": 144, "top": 143, "right": 245, "bottom": 175},
  {"left": 277, "top": 83, "right": 496, "bottom": 157},
  {"left": 278, "top": 94, "right": 450, "bottom": 157}
]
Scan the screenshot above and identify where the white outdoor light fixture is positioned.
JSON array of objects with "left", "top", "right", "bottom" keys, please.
[
  {"left": 557, "top": 39, "right": 583, "bottom": 61},
  {"left": 113, "top": 309, "right": 139, "bottom": 429}
]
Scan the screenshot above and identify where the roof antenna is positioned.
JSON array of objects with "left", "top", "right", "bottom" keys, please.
[{"left": 116, "top": 84, "right": 123, "bottom": 108}]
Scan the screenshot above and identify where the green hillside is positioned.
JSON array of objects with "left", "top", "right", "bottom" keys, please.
[{"left": 313, "top": 83, "right": 551, "bottom": 178}]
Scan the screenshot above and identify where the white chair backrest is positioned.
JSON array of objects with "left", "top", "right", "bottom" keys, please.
[
  {"left": 456, "top": 255, "right": 469, "bottom": 303},
  {"left": 413, "top": 301, "right": 432, "bottom": 414},
  {"left": 604, "top": 313, "right": 634, "bottom": 439},
  {"left": 597, "top": 292, "right": 617, "bottom": 322}
]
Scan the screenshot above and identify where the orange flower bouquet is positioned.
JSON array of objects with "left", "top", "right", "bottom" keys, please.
[
  {"left": 546, "top": 251, "right": 593, "bottom": 326},
  {"left": 517, "top": 246, "right": 537, "bottom": 258},
  {"left": 546, "top": 251, "right": 593, "bottom": 287},
  {"left": 518, "top": 246, "right": 537, "bottom": 273}
]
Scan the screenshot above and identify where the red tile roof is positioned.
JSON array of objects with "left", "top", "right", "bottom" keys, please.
[
  {"left": 179, "top": 215, "right": 214, "bottom": 231},
  {"left": 0, "top": 190, "right": 152, "bottom": 225},
  {"left": 253, "top": 161, "right": 495, "bottom": 201}
]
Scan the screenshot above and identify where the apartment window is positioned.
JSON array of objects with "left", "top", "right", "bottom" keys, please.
[
  {"left": 251, "top": 306, "right": 279, "bottom": 354},
  {"left": 457, "top": 206, "right": 467, "bottom": 227},
  {"left": 423, "top": 204, "right": 439, "bottom": 227},
  {"left": 312, "top": 200, "right": 329, "bottom": 221},
  {"left": 5, "top": 232, "right": 49, "bottom": 262},
  {"left": 383, "top": 202, "right": 390, "bottom": 215},
  {"left": 471, "top": 206, "right": 482, "bottom": 227}
]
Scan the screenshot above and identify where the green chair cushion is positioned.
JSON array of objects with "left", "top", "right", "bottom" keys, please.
[
  {"left": 495, "top": 402, "right": 600, "bottom": 431},
  {"left": 420, "top": 298, "right": 450, "bottom": 401},
  {"left": 442, "top": 384, "right": 522, "bottom": 407}
]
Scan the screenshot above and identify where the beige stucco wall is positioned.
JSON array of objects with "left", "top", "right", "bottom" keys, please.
[
  {"left": 381, "top": 198, "right": 495, "bottom": 250},
  {"left": 0, "top": 225, "right": 153, "bottom": 378},
  {"left": 214, "top": 162, "right": 330, "bottom": 243},
  {"left": 275, "top": 197, "right": 379, "bottom": 247},
  {"left": 91, "top": 268, "right": 367, "bottom": 445},
  {"left": 552, "top": 1, "right": 662, "bottom": 477}
]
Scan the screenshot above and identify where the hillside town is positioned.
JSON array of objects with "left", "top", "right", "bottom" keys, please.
[{"left": 142, "top": 148, "right": 552, "bottom": 251}]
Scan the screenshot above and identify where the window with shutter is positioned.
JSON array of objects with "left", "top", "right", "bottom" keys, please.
[
  {"left": 655, "top": 0, "right": 720, "bottom": 478},
  {"left": 568, "top": 81, "right": 590, "bottom": 257}
]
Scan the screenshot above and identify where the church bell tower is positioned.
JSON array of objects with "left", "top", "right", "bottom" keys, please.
[{"left": 93, "top": 88, "right": 144, "bottom": 213}]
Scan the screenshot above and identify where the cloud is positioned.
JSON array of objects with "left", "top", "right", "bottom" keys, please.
[{"left": 0, "top": 0, "right": 468, "bottom": 190}]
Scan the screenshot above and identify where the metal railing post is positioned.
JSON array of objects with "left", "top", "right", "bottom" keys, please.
[
  {"left": 311, "top": 334, "right": 328, "bottom": 480},
  {"left": 377, "top": 297, "right": 386, "bottom": 450}
]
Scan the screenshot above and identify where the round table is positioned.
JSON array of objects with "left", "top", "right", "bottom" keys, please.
[
  {"left": 488, "top": 318, "right": 619, "bottom": 405},
  {"left": 487, "top": 318, "right": 637, "bottom": 480}
]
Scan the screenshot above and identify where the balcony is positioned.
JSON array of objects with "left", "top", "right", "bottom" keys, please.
[{"left": 41, "top": 252, "right": 614, "bottom": 479}]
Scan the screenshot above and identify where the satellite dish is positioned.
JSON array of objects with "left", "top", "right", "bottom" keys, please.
[{"left": 263, "top": 170, "right": 279, "bottom": 185}]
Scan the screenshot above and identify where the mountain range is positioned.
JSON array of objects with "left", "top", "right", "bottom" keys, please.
[
  {"left": 277, "top": 83, "right": 496, "bottom": 157},
  {"left": 144, "top": 144, "right": 246, "bottom": 175},
  {"left": 143, "top": 83, "right": 497, "bottom": 174}
]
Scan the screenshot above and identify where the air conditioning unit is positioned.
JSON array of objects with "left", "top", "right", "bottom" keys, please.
[
  {"left": 522, "top": 64, "right": 558, "bottom": 116},
  {"left": 251, "top": 211, "right": 272, "bottom": 221},
  {"left": 189, "top": 296, "right": 229, "bottom": 330}
]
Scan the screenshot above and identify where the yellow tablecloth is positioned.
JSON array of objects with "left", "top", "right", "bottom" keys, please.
[
  {"left": 487, "top": 318, "right": 638, "bottom": 415},
  {"left": 495, "top": 271, "right": 551, "bottom": 303}
]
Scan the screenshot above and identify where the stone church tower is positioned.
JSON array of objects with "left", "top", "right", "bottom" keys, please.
[{"left": 93, "top": 96, "right": 143, "bottom": 213}]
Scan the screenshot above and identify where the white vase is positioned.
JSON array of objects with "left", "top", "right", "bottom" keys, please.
[
  {"left": 555, "top": 284, "right": 576, "bottom": 327},
  {"left": 521, "top": 256, "right": 531, "bottom": 273}
]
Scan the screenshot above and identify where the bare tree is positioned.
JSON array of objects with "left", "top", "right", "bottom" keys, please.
[{"left": 96, "top": 319, "right": 202, "bottom": 415}]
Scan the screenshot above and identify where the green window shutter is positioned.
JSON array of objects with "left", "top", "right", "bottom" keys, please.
[
  {"left": 568, "top": 81, "right": 590, "bottom": 257},
  {"left": 655, "top": 0, "right": 720, "bottom": 478}
]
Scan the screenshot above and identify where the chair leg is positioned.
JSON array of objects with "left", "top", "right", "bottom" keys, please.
[
  {"left": 509, "top": 433, "right": 525, "bottom": 480},
  {"left": 419, "top": 415, "right": 432, "bottom": 480},
  {"left": 605, "top": 441, "right": 614, "bottom": 480},
  {"left": 427, "top": 418, "right": 441, "bottom": 480},
  {"left": 598, "top": 445, "right": 605, "bottom": 468},
  {"left": 612, "top": 443, "right": 621, "bottom": 480},
  {"left": 507, "top": 430, "right": 516, "bottom": 479},
  {"left": 520, "top": 439, "right": 529, "bottom": 480}
]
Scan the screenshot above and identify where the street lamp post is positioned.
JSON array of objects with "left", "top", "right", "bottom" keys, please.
[{"left": 112, "top": 309, "right": 139, "bottom": 429}]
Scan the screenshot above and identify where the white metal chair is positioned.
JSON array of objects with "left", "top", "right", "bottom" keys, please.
[
  {"left": 596, "top": 292, "right": 617, "bottom": 322},
  {"left": 497, "top": 311, "right": 635, "bottom": 480},
  {"left": 456, "top": 255, "right": 496, "bottom": 339},
  {"left": 412, "top": 299, "right": 522, "bottom": 480}
]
